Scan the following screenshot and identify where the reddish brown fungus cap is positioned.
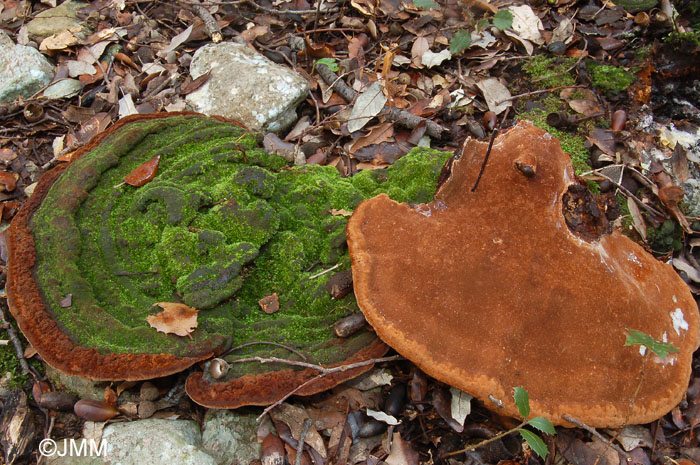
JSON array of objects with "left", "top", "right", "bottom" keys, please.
[{"left": 347, "top": 121, "right": 700, "bottom": 427}]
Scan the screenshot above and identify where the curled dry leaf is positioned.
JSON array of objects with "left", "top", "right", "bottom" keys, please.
[
  {"left": 146, "top": 302, "right": 199, "bottom": 338},
  {"left": 258, "top": 293, "right": 280, "bottom": 314},
  {"left": 124, "top": 154, "right": 160, "bottom": 187},
  {"left": 0, "top": 171, "right": 19, "bottom": 192}
]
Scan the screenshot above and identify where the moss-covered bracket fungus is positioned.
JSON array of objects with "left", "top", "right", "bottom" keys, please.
[
  {"left": 6, "top": 112, "right": 452, "bottom": 407},
  {"left": 347, "top": 120, "right": 700, "bottom": 428}
]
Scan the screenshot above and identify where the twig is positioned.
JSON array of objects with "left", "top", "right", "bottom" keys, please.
[
  {"left": 113, "top": 270, "right": 158, "bottom": 276},
  {"left": 189, "top": 0, "right": 222, "bottom": 42},
  {"left": 295, "top": 418, "right": 312, "bottom": 465},
  {"left": 561, "top": 415, "right": 630, "bottom": 459},
  {"left": 308, "top": 263, "right": 340, "bottom": 280},
  {"left": 496, "top": 85, "right": 588, "bottom": 105},
  {"left": 255, "top": 355, "right": 403, "bottom": 421},
  {"left": 580, "top": 169, "right": 666, "bottom": 218},
  {"left": 316, "top": 64, "right": 447, "bottom": 139},
  {"left": 223, "top": 341, "right": 308, "bottom": 361},
  {"left": 471, "top": 107, "right": 510, "bottom": 192},
  {"left": 0, "top": 304, "right": 37, "bottom": 382},
  {"left": 441, "top": 421, "right": 528, "bottom": 458},
  {"left": 244, "top": 0, "right": 339, "bottom": 15}
]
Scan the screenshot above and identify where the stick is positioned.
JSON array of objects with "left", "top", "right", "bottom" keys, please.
[
  {"left": 295, "top": 418, "right": 312, "bottom": 465},
  {"left": 316, "top": 64, "right": 447, "bottom": 139},
  {"left": 471, "top": 107, "right": 510, "bottom": 192},
  {"left": 0, "top": 304, "right": 36, "bottom": 381},
  {"left": 561, "top": 415, "right": 630, "bottom": 459},
  {"left": 255, "top": 355, "right": 403, "bottom": 421},
  {"left": 223, "top": 341, "right": 308, "bottom": 361},
  {"left": 190, "top": 0, "right": 222, "bottom": 43}
]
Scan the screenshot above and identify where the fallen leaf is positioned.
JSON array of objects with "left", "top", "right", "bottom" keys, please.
[
  {"left": 59, "top": 294, "right": 72, "bottom": 308},
  {"left": 385, "top": 432, "right": 419, "bottom": 465},
  {"left": 104, "top": 386, "right": 118, "bottom": 408},
  {"left": 258, "top": 293, "right": 279, "bottom": 314},
  {"left": 329, "top": 209, "right": 353, "bottom": 217},
  {"left": 421, "top": 49, "right": 452, "bottom": 68},
  {"left": 158, "top": 24, "right": 193, "bottom": 57},
  {"left": 348, "top": 82, "right": 387, "bottom": 133},
  {"left": 410, "top": 36, "right": 430, "bottom": 67},
  {"left": 366, "top": 408, "right": 400, "bottom": 425},
  {"left": 627, "top": 197, "right": 646, "bottom": 240},
  {"left": 124, "top": 155, "right": 160, "bottom": 187},
  {"left": 270, "top": 403, "right": 327, "bottom": 459},
  {"left": 146, "top": 302, "right": 198, "bottom": 338},
  {"left": 24, "top": 344, "right": 37, "bottom": 359},
  {"left": 476, "top": 78, "right": 512, "bottom": 115},
  {"left": 508, "top": 5, "right": 544, "bottom": 45},
  {"left": 616, "top": 425, "right": 653, "bottom": 452},
  {"left": 0, "top": 148, "right": 17, "bottom": 165},
  {"left": 350, "top": 122, "right": 394, "bottom": 153},
  {"left": 0, "top": 171, "right": 18, "bottom": 192},
  {"left": 450, "top": 387, "right": 472, "bottom": 427},
  {"left": 569, "top": 99, "right": 603, "bottom": 117},
  {"left": 39, "top": 28, "right": 82, "bottom": 51},
  {"left": 118, "top": 94, "right": 138, "bottom": 119},
  {"left": 181, "top": 70, "right": 211, "bottom": 95}
]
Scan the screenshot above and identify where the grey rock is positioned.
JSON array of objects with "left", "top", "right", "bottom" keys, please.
[
  {"left": 682, "top": 178, "right": 700, "bottom": 217},
  {"left": 186, "top": 42, "right": 309, "bottom": 133},
  {"left": 101, "top": 419, "right": 217, "bottom": 465},
  {"left": 44, "top": 364, "right": 139, "bottom": 403},
  {"left": 0, "top": 31, "right": 55, "bottom": 102},
  {"left": 26, "top": 1, "right": 87, "bottom": 38},
  {"left": 201, "top": 409, "right": 261, "bottom": 465}
]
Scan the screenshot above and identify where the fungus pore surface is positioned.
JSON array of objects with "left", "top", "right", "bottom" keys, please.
[
  {"left": 7, "top": 112, "right": 451, "bottom": 407},
  {"left": 347, "top": 120, "right": 700, "bottom": 427}
]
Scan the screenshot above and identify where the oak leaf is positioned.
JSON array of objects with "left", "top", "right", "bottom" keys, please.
[{"left": 147, "top": 302, "right": 198, "bottom": 338}]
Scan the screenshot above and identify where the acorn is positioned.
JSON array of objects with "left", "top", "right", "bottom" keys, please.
[{"left": 208, "top": 358, "right": 230, "bottom": 379}]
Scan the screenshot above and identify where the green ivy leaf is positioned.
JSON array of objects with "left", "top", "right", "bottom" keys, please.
[
  {"left": 625, "top": 329, "right": 679, "bottom": 359},
  {"left": 513, "top": 387, "right": 530, "bottom": 419},
  {"left": 528, "top": 417, "right": 556, "bottom": 435},
  {"left": 449, "top": 30, "right": 472, "bottom": 54},
  {"left": 414, "top": 0, "right": 439, "bottom": 10},
  {"left": 493, "top": 9, "right": 514, "bottom": 30},
  {"left": 520, "top": 429, "right": 549, "bottom": 459},
  {"left": 316, "top": 58, "right": 338, "bottom": 72}
]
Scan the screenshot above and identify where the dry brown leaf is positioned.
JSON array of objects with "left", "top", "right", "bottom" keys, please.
[
  {"left": 104, "top": 386, "right": 118, "bottom": 407},
  {"left": 385, "top": 432, "right": 419, "bottom": 465},
  {"left": 258, "top": 293, "right": 279, "bottom": 314},
  {"left": 569, "top": 99, "right": 603, "bottom": 117},
  {"left": 146, "top": 302, "right": 198, "bottom": 338},
  {"left": 350, "top": 122, "right": 394, "bottom": 153},
  {"left": 270, "top": 403, "right": 327, "bottom": 459},
  {"left": 0, "top": 171, "right": 18, "bottom": 192},
  {"left": 329, "top": 209, "right": 353, "bottom": 217},
  {"left": 23, "top": 344, "right": 37, "bottom": 359},
  {"left": 124, "top": 155, "right": 160, "bottom": 187}
]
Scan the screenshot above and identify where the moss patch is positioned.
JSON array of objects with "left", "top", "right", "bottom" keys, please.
[
  {"left": 29, "top": 115, "right": 451, "bottom": 376},
  {"left": 587, "top": 62, "right": 636, "bottom": 93},
  {"left": 522, "top": 56, "right": 578, "bottom": 89}
]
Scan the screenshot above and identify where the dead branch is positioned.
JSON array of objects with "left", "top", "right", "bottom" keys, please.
[
  {"left": 189, "top": 0, "right": 222, "bottom": 43},
  {"left": 249, "top": 354, "right": 403, "bottom": 421},
  {"left": 316, "top": 64, "right": 448, "bottom": 139},
  {"left": 562, "top": 414, "right": 630, "bottom": 460}
]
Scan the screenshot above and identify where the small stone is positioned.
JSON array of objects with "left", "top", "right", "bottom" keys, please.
[
  {"left": 26, "top": 1, "right": 87, "bottom": 38},
  {"left": 139, "top": 382, "right": 160, "bottom": 401},
  {"left": 138, "top": 400, "right": 156, "bottom": 419},
  {"left": 0, "top": 31, "right": 55, "bottom": 103},
  {"left": 548, "top": 41, "right": 567, "bottom": 56},
  {"left": 186, "top": 42, "right": 309, "bottom": 133},
  {"left": 201, "top": 410, "right": 261, "bottom": 465}
]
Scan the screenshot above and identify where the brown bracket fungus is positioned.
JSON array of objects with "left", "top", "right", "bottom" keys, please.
[
  {"left": 7, "top": 112, "right": 451, "bottom": 407},
  {"left": 347, "top": 120, "right": 700, "bottom": 427}
]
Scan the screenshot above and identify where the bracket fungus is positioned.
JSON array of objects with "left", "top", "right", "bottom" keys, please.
[
  {"left": 347, "top": 120, "right": 700, "bottom": 427},
  {"left": 7, "top": 112, "right": 450, "bottom": 407}
]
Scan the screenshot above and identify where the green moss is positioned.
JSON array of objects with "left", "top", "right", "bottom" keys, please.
[
  {"left": 28, "top": 115, "right": 451, "bottom": 377},
  {"left": 647, "top": 219, "right": 683, "bottom": 253},
  {"left": 664, "top": 31, "right": 700, "bottom": 49},
  {"left": 522, "top": 55, "right": 577, "bottom": 89},
  {"left": 587, "top": 62, "right": 636, "bottom": 93}
]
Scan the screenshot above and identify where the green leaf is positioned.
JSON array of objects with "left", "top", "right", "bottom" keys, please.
[
  {"left": 413, "top": 0, "right": 439, "bottom": 10},
  {"left": 476, "top": 19, "right": 491, "bottom": 32},
  {"left": 513, "top": 387, "right": 530, "bottom": 419},
  {"left": 625, "top": 329, "right": 679, "bottom": 359},
  {"left": 316, "top": 58, "right": 338, "bottom": 72},
  {"left": 493, "top": 9, "right": 514, "bottom": 30},
  {"left": 520, "top": 429, "right": 549, "bottom": 459},
  {"left": 528, "top": 417, "right": 556, "bottom": 435},
  {"left": 449, "top": 30, "right": 472, "bottom": 54}
]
